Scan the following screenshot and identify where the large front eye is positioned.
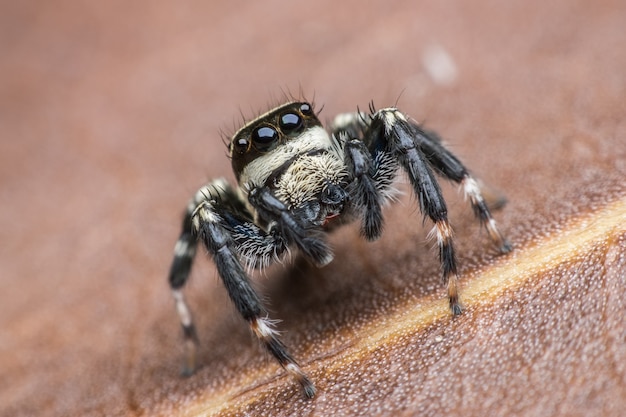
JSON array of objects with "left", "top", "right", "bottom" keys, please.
[
  {"left": 251, "top": 125, "right": 279, "bottom": 151},
  {"left": 279, "top": 112, "right": 303, "bottom": 133}
]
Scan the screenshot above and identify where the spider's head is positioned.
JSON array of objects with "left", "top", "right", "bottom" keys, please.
[
  {"left": 230, "top": 102, "right": 323, "bottom": 183},
  {"left": 230, "top": 101, "right": 349, "bottom": 225}
]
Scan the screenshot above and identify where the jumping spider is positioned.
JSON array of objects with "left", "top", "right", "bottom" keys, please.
[{"left": 168, "top": 100, "right": 511, "bottom": 398}]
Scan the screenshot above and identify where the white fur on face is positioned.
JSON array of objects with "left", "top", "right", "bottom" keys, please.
[
  {"left": 239, "top": 126, "right": 340, "bottom": 192},
  {"left": 274, "top": 152, "right": 347, "bottom": 209}
]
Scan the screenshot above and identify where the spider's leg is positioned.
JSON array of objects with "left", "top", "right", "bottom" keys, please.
[
  {"left": 409, "top": 125, "right": 512, "bottom": 253},
  {"left": 248, "top": 186, "right": 333, "bottom": 267},
  {"left": 341, "top": 133, "right": 384, "bottom": 240},
  {"left": 168, "top": 181, "right": 224, "bottom": 375},
  {"left": 330, "top": 110, "right": 369, "bottom": 140},
  {"left": 367, "top": 109, "right": 463, "bottom": 315},
  {"left": 192, "top": 195, "right": 316, "bottom": 398},
  {"left": 168, "top": 179, "right": 286, "bottom": 376}
]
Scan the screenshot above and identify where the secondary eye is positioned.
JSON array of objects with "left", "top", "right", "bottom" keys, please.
[
  {"left": 299, "top": 103, "right": 312, "bottom": 115},
  {"left": 232, "top": 137, "right": 249, "bottom": 154},
  {"left": 279, "top": 112, "right": 303, "bottom": 132},
  {"left": 251, "top": 125, "right": 279, "bottom": 151}
]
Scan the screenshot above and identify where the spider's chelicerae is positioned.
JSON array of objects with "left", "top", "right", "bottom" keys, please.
[{"left": 168, "top": 100, "right": 512, "bottom": 398}]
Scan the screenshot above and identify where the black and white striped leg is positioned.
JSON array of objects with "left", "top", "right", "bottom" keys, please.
[
  {"left": 168, "top": 184, "right": 209, "bottom": 376},
  {"left": 171, "top": 286, "right": 199, "bottom": 376},
  {"left": 409, "top": 125, "right": 512, "bottom": 253},
  {"left": 192, "top": 200, "right": 316, "bottom": 397},
  {"left": 169, "top": 179, "right": 244, "bottom": 375},
  {"left": 342, "top": 133, "right": 384, "bottom": 240},
  {"left": 369, "top": 109, "right": 463, "bottom": 314}
]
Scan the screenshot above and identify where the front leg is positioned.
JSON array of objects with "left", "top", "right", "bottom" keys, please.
[{"left": 192, "top": 199, "right": 316, "bottom": 398}]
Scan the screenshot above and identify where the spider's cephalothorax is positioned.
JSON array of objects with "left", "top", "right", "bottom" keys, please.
[{"left": 168, "top": 100, "right": 512, "bottom": 398}]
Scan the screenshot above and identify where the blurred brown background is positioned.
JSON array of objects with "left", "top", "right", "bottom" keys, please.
[{"left": 1, "top": 1, "right": 625, "bottom": 416}]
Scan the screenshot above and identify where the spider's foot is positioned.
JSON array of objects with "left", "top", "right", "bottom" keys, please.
[
  {"left": 285, "top": 363, "right": 316, "bottom": 399},
  {"left": 485, "top": 218, "right": 513, "bottom": 254},
  {"left": 181, "top": 325, "right": 199, "bottom": 377},
  {"left": 181, "top": 365, "right": 195, "bottom": 378},
  {"left": 499, "top": 239, "right": 513, "bottom": 254},
  {"left": 450, "top": 298, "right": 464, "bottom": 316},
  {"left": 446, "top": 269, "right": 463, "bottom": 316},
  {"left": 180, "top": 348, "right": 198, "bottom": 377}
]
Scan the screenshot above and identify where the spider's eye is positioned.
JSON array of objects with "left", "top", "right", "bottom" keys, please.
[
  {"left": 299, "top": 103, "right": 313, "bottom": 115},
  {"left": 233, "top": 137, "right": 249, "bottom": 154},
  {"left": 251, "top": 125, "right": 279, "bottom": 151},
  {"left": 279, "top": 112, "right": 303, "bottom": 133}
]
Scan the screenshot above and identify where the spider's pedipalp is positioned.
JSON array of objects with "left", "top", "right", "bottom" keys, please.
[{"left": 248, "top": 186, "right": 333, "bottom": 266}]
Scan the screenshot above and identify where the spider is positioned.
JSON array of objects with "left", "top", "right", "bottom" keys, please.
[{"left": 167, "top": 100, "right": 512, "bottom": 398}]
